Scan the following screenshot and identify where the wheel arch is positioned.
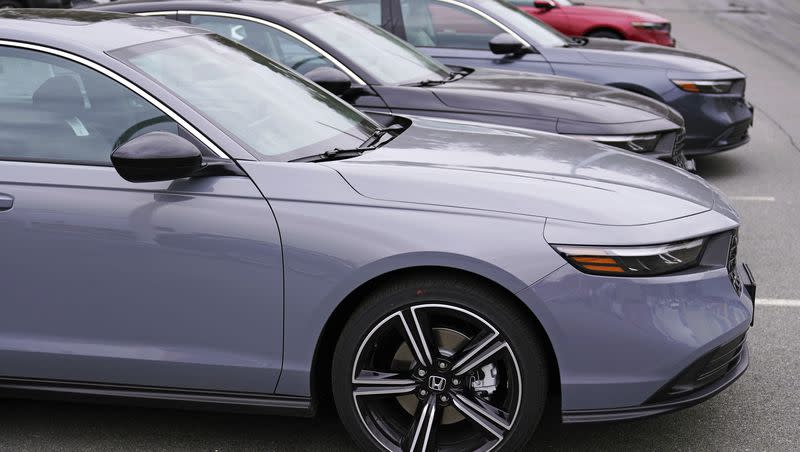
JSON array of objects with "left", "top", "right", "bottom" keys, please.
[
  {"left": 584, "top": 25, "right": 627, "bottom": 39},
  {"left": 606, "top": 82, "right": 665, "bottom": 102},
  {"left": 309, "top": 265, "right": 562, "bottom": 417}
]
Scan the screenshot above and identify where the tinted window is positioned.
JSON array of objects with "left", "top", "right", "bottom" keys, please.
[
  {"left": 296, "top": 12, "right": 451, "bottom": 85},
  {"left": 113, "top": 34, "right": 377, "bottom": 161},
  {"left": 0, "top": 46, "right": 178, "bottom": 165},
  {"left": 187, "top": 15, "right": 337, "bottom": 75},
  {"left": 400, "top": 0, "right": 503, "bottom": 49},
  {"left": 325, "top": 0, "right": 382, "bottom": 26},
  {"left": 481, "top": 0, "right": 568, "bottom": 47}
]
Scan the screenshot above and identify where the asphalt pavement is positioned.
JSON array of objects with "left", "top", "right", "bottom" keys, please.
[{"left": 2, "top": 0, "right": 799, "bottom": 450}]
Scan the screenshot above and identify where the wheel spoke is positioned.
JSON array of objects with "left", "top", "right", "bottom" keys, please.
[
  {"left": 450, "top": 330, "right": 500, "bottom": 374},
  {"left": 398, "top": 307, "right": 437, "bottom": 367},
  {"left": 452, "top": 340, "right": 508, "bottom": 376},
  {"left": 452, "top": 393, "right": 511, "bottom": 440},
  {"left": 453, "top": 393, "right": 512, "bottom": 430},
  {"left": 404, "top": 396, "right": 440, "bottom": 452},
  {"left": 353, "top": 371, "right": 417, "bottom": 397}
]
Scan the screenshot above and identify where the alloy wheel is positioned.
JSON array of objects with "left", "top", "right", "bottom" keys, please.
[{"left": 350, "top": 303, "right": 523, "bottom": 452}]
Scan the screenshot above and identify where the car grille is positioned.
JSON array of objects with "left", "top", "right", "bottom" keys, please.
[
  {"left": 713, "top": 120, "right": 750, "bottom": 147},
  {"left": 728, "top": 230, "right": 742, "bottom": 295},
  {"left": 672, "top": 127, "right": 685, "bottom": 160},
  {"left": 648, "top": 333, "right": 747, "bottom": 403}
]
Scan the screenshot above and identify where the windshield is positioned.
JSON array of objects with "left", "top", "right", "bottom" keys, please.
[
  {"left": 111, "top": 34, "right": 378, "bottom": 161},
  {"left": 484, "top": 0, "right": 569, "bottom": 48},
  {"left": 296, "top": 12, "right": 451, "bottom": 85}
]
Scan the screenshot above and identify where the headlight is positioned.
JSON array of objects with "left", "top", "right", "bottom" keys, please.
[
  {"left": 632, "top": 21, "right": 670, "bottom": 31},
  {"left": 566, "top": 134, "right": 660, "bottom": 153},
  {"left": 552, "top": 238, "right": 706, "bottom": 276},
  {"left": 672, "top": 79, "right": 733, "bottom": 94}
]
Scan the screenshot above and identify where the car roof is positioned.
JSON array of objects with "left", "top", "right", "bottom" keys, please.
[
  {"left": 92, "top": 0, "right": 335, "bottom": 21},
  {"left": 0, "top": 9, "right": 211, "bottom": 53}
]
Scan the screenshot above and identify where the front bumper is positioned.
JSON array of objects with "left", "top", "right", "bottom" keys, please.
[
  {"left": 664, "top": 88, "right": 754, "bottom": 156},
  {"left": 562, "top": 342, "right": 749, "bottom": 423},
  {"left": 520, "top": 233, "right": 753, "bottom": 419}
]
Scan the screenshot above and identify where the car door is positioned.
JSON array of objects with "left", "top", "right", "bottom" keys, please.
[
  {"left": 0, "top": 44, "right": 284, "bottom": 394},
  {"left": 175, "top": 12, "right": 390, "bottom": 113},
  {"left": 392, "top": 0, "right": 554, "bottom": 73}
]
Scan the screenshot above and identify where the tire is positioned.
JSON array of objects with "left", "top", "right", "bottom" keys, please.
[
  {"left": 332, "top": 275, "right": 548, "bottom": 452},
  {"left": 586, "top": 29, "right": 623, "bottom": 40},
  {"left": 0, "top": 0, "right": 23, "bottom": 8}
]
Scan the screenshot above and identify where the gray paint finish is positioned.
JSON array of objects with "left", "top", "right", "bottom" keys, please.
[
  {"left": 0, "top": 161, "right": 284, "bottom": 393},
  {"left": 0, "top": 11, "right": 751, "bottom": 423}
]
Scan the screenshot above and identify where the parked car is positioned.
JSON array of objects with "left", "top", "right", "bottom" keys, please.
[
  {"left": 512, "top": 0, "right": 675, "bottom": 46},
  {"left": 323, "top": 0, "right": 754, "bottom": 157},
  {"left": 90, "top": 0, "right": 688, "bottom": 166},
  {"left": 0, "top": 9, "right": 755, "bottom": 452},
  {"left": 0, "top": 0, "right": 70, "bottom": 8}
]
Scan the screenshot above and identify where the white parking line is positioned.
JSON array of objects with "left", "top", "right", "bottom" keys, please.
[
  {"left": 758, "top": 298, "right": 800, "bottom": 307},
  {"left": 729, "top": 196, "right": 776, "bottom": 202}
]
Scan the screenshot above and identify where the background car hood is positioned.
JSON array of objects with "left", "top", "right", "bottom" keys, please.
[
  {"left": 433, "top": 68, "right": 682, "bottom": 125},
  {"left": 567, "top": 39, "right": 743, "bottom": 74},
  {"left": 328, "top": 117, "right": 713, "bottom": 226},
  {"left": 567, "top": 5, "right": 668, "bottom": 22}
]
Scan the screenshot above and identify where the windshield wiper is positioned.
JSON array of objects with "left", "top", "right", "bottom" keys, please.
[
  {"left": 291, "top": 124, "right": 406, "bottom": 162},
  {"left": 411, "top": 70, "right": 468, "bottom": 87}
]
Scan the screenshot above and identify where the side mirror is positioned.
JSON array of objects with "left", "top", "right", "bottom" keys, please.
[
  {"left": 111, "top": 131, "right": 203, "bottom": 183},
  {"left": 305, "top": 66, "right": 352, "bottom": 96},
  {"left": 489, "top": 33, "right": 526, "bottom": 55},
  {"left": 533, "top": 0, "right": 557, "bottom": 9}
]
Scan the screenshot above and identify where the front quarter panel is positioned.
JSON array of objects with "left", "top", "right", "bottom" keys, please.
[{"left": 238, "top": 161, "right": 565, "bottom": 397}]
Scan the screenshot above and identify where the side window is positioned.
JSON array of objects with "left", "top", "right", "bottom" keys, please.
[
  {"left": 0, "top": 46, "right": 179, "bottom": 165},
  {"left": 187, "top": 15, "right": 336, "bottom": 75},
  {"left": 400, "top": 0, "right": 503, "bottom": 49},
  {"left": 325, "top": 0, "right": 382, "bottom": 26}
]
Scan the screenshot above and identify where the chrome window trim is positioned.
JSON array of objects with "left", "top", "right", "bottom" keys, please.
[
  {"left": 175, "top": 10, "right": 368, "bottom": 86},
  {"left": 0, "top": 39, "right": 229, "bottom": 159},
  {"left": 136, "top": 11, "right": 176, "bottom": 16},
  {"left": 433, "top": 0, "right": 530, "bottom": 48},
  {"left": 321, "top": 0, "right": 531, "bottom": 49}
]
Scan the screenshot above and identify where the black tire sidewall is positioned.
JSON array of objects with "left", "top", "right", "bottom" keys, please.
[
  {"left": 587, "top": 30, "right": 623, "bottom": 39},
  {"left": 332, "top": 276, "right": 549, "bottom": 452}
]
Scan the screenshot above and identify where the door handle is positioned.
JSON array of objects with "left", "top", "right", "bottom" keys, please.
[{"left": 0, "top": 193, "right": 14, "bottom": 211}]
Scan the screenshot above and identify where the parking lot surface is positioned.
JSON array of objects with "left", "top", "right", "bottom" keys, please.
[{"left": 2, "top": 0, "right": 799, "bottom": 450}]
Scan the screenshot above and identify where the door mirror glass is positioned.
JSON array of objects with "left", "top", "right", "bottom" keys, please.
[
  {"left": 305, "top": 66, "right": 352, "bottom": 95},
  {"left": 533, "top": 0, "right": 557, "bottom": 9},
  {"left": 111, "top": 131, "right": 203, "bottom": 183},
  {"left": 489, "top": 33, "right": 526, "bottom": 55}
]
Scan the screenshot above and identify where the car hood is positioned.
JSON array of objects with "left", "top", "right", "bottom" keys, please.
[
  {"left": 568, "top": 5, "right": 668, "bottom": 22},
  {"left": 327, "top": 117, "right": 714, "bottom": 226},
  {"left": 567, "top": 38, "right": 744, "bottom": 74},
  {"left": 432, "top": 68, "right": 682, "bottom": 126}
]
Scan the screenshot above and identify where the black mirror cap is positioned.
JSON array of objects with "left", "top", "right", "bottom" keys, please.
[
  {"left": 111, "top": 131, "right": 203, "bottom": 183},
  {"left": 305, "top": 66, "right": 352, "bottom": 96},
  {"left": 489, "top": 33, "right": 526, "bottom": 55},
  {"left": 533, "top": 0, "right": 557, "bottom": 9}
]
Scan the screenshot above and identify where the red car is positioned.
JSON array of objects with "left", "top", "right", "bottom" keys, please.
[{"left": 512, "top": 0, "right": 676, "bottom": 46}]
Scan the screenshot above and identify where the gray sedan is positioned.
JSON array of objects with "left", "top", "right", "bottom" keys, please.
[
  {"left": 324, "top": 0, "right": 754, "bottom": 157},
  {"left": 0, "top": 10, "right": 754, "bottom": 452}
]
